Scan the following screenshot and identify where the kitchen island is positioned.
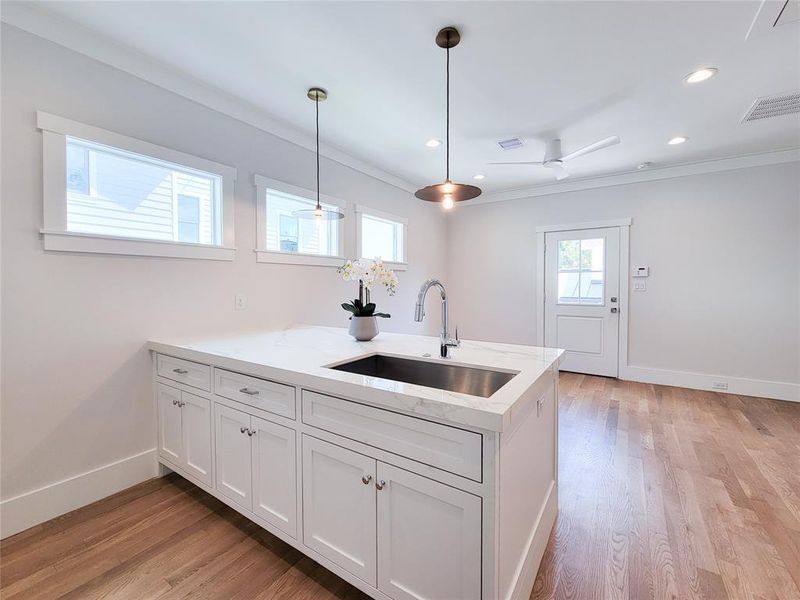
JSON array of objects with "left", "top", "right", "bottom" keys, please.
[{"left": 149, "top": 326, "right": 563, "bottom": 600}]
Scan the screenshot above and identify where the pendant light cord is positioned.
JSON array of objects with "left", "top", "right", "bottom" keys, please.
[
  {"left": 315, "top": 96, "right": 321, "bottom": 210},
  {"left": 446, "top": 42, "right": 450, "bottom": 182}
]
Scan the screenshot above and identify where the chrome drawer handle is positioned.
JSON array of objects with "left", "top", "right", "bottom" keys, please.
[
  {"left": 172, "top": 368, "right": 189, "bottom": 375},
  {"left": 362, "top": 474, "right": 372, "bottom": 485},
  {"left": 375, "top": 480, "right": 386, "bottom": 491},
  {"left": 239, "top": 387, "right": 259, "bottom": 396}
]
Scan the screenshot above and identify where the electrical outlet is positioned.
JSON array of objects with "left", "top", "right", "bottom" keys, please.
[
  {"left": 235, "top": 294, "right": 247, "bottom": 311},
  {"left": 711, "top": 381, "right": 728, "bottom": 391}
]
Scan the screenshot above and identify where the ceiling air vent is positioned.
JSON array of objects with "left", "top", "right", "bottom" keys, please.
[
  {"left": 742, "top": 92, "right": 800, "bottom": 122},
  {"left": 497, "top": 137, "right": 524, "bottom": 150}
]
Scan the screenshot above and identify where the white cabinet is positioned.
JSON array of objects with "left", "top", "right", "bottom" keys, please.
[
  {"left": 157, "top": 383, "right": 212, "bottom": 487},
  {"left": 302, "top": 435, "right": 377, "bottom": 586},
  {"left": 214, "top": 403, "right": 298, "bottom": 538},
  {"left": 251, "top": 416, "right": 297, "bottom": 538},
  {"left": 301, "top": 436, "right": 482, "bottom": 600},
  {"left": 215, "top": 404, "right": 253, "bottom": 509},
  {"left": 376, "top": 463, "right": 482, "bottom": 600}
]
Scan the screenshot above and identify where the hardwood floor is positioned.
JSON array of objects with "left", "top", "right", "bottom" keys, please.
[{"left": 1, "top": 374, "right": 798, "bottom": 599}]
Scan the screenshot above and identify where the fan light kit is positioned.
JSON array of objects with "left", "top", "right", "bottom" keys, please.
[
  {"left": 415, "top": 27, "right": 481, "bottom": 208},
  {"left": 488, "top": 135, "right": 620, "bottom": 181},
  {"left": 425, "top": 139, "right": 442, "bottom": 148},
  {"left": 292, "top": 87, "right": 345, "bottom": 221},
  {"left": 684, "top": 68, "right": 718, "bottom": 84},
  {"left": 668, "top": 136, "right": 688, "bottom": 145}
]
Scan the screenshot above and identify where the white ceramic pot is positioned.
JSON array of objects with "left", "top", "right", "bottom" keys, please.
[{"left": 349, "top": 316, "right": 379, "bottom": 341}]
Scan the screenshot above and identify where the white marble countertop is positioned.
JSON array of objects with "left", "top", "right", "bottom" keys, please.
[{"left": 148, "top": 326, "right": 563, "bottom": 432}]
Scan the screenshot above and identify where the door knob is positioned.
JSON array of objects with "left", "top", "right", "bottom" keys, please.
[{"left": 361, "top": 474, "right": 372, "bottom": 485}]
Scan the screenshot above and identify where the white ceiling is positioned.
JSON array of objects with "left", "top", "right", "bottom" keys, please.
[{"left": 8, "top": 1, "right": 800, "bottom": 194}]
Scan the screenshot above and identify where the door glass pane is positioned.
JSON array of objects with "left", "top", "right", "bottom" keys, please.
[
  {"left": 558, "top": 240, "right": 579, "bottom": 269},
  {"left": 557, "top": 237, "right": 605, "bottom": 305}
]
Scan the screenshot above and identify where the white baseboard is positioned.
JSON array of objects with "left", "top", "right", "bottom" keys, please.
[
  {"left": 0, "top": 448, "right": 159, "bottom": 539},
  {"left": 620, "top": 365, "right": 800, "bottom": 403}
]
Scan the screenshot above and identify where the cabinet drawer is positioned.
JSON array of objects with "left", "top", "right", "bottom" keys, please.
[
  {"left": 215, "top": 369, "right": 295, "bottom": 420},
  {"left": 157, "top": 354, "right": 211, "bottom": 391},
  {"left": 302, "top": 391, "right": 482, "bottom": 481}
]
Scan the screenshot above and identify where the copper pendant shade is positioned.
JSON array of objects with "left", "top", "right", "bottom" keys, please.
[
  {"left": 293, "top": 87, "right": 345, "bottom": 220},
  {"left": 415, "top": 27, "right": 481, "bottom": 206}
]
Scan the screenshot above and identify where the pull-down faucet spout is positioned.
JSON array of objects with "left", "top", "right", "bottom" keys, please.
[{"left": 414, "top": 279, "right": 460, "bottom": 358}]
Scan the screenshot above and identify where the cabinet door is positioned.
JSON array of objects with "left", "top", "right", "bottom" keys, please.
[
  {"left": 251, "top": 416, "right": 297, "bottom": 538},
  {"left": 302, "top": 436, "right": 376, "bottom": 586},
  {"left": 214, "top": 404, "right": 252, "bottom": 509},
  {"left": 376, "top": 463, "right": 482, "bottom": 600},
  {"left": 157, "top": 384, "right": 182, "bottom": 465},
  {"left": 180, "top": 392, "right": 212, "bottom": 487}
]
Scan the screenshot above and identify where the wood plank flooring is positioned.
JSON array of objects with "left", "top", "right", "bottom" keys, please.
[{"left": 2, "top": 374, "right": 799, "bottom": 599}]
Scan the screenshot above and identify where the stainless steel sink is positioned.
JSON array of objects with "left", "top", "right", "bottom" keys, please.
[{"left": 329, "top": 354, "right": 517, "bottom": 398}]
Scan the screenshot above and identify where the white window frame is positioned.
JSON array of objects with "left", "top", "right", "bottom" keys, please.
[
  {"left": 254, "top": 174, "right": 349, "bottom": 267},
  {"left": 37, "top": 111, "right": 237, "bottom": 260},
  {"left": 354, "top": 204, "right": 408, "bottom": 271}
]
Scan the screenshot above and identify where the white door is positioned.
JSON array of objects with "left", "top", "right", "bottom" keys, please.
[
  {"left": 157, "top": 383, "right": 182, "bottom": 465},
  {"left": 214, "top": 404, "right": 252, "bottom": 509},
  {"left": 376, "top": 463, "right": 481, "bottom": 600},
  {"left": 180, "top": 392, "right": 213, "bottom": 486},
  {"left": 545, "top": 227, "right": 620, "bottom": 377},
  {"left": 251, "top": 416, "right": 297, "bottom": 538},
  {"left": 302, "top": 435, "right": 377, "bottom": 586}
]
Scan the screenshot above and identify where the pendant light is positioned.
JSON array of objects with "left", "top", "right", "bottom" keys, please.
[
  {"left": 415, "top": 27, "right": 481, "bottom": 209},
  {"left": 293, "top": 87, "right": 345, "bottom": 220}
]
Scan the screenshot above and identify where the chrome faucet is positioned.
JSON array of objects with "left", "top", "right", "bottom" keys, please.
[{"left": 414, "top": 279, "right": 460, "bottom": 358}]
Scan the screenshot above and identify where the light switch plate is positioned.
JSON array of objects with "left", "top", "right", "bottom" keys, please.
[
  {"left": 633, "top": 280, "right": 647, "bottom": 292},
  {"left": 235, "top": 294, "right": 247, "bottom": 310}
]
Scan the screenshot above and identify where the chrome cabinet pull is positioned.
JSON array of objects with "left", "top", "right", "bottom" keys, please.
[
  {"left": 247, "top": 429, "right": 255, "bottom": 437},
  {"left": 172, "top": 399, "right": 178, "bottom": 406},
  {"left": 362, "top": 474, "right": 372, "bottom": 485},
  {"left": 375, "top": 480, "right": 386, "bottom": 491},
  {"left": 172, "top": 368, "right": 189, "bottom": 375},
  {"left": 240, "top": 426, "right": 248, "bottom": 434},
  {"left": 239, "top": 387, "right": 259, "bottom": 396},
  {"left": 178, "top": 401, "right": 185, "bottom": 407}
]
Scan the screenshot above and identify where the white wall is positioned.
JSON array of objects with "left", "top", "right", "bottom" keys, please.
[
  {"left": 446, "top": 162, "right": 800, "bottom": 398},
  {"left": 0, "top": 25, "right": 447, "bottom": 535}
]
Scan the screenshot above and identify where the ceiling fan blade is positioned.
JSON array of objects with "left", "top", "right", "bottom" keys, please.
[
  {"left": 552, "top": 164, "right": 570, "bottom": 180},
  {"left": 560, "top": 135, "right": 620, "bottom": 162},
  {"left": 486, "top": 161, "right": 544, "bottom": 165}
]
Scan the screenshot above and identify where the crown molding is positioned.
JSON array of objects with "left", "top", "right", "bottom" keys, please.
[
  {"left": 0, "top": 3, "right": 418, "bottom": 194},
  {"left": 469, "top": 148, "right": 800, "bottom": 206}
]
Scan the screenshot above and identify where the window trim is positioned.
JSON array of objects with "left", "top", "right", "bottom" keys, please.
[
  {"left": 253, "top": 174, "right": 348, "bottom": 267},
  {"left": 37, "top": 111, "right": 237, "bottom": 260},
  {"left": 354, "top": 204, "right": 408, "bottom": 271}
]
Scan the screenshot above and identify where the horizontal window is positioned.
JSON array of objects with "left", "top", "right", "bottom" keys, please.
[
  {"left": 254, "top": 175, "right": 346, "bottom": 266},
  {"left": 65, "top": 138, "right": 222, "bottom": 245},
  {"left": 38, "top": 111, "right": 236, "bottom": 260},
  {"left": 356, "top": 206, "right": 407, "bottom": 268}
]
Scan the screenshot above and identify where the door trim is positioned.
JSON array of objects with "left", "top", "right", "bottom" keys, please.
[{"left": 535, "top": 219, "right": 630, "bottom": 377}]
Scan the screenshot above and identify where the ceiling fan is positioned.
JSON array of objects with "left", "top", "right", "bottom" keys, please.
[{"left": 488, "top": 135, "right": 620, "bottom": 181}]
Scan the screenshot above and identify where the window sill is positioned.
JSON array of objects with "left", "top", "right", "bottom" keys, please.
[
  {"left": 254, "top": 249, "right": 345, "bottom": 267},
  {"left": 41, "top": 230, "right": 236, "bottom": 261}
]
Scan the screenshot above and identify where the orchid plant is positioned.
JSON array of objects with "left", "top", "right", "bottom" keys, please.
[{"left": 338, "top": 259, "right": 398, "bottom": 319}]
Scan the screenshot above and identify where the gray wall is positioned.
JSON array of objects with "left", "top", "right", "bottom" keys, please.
[
  {"left": 0, "top": 25, "right": 447, "bottom": 502},
  {"left": 446, "top": 162, "right": 800, "bottom": 386}
]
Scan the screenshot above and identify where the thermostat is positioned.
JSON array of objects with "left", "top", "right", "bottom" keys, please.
[{"left": 633, "top": 267, "right": 649, "bottom": 277}]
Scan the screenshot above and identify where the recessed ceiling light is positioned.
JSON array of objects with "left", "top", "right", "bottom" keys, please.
[
  {"left": 425, "top": 139, "right": 442, "bottom": 148},
  {"left": 668, "top": 136, "right": 688, "bottom": 145},
  {"left": 684, "top": 68, "right": 718, "bottom": 84},
  {"left": 473, "top": 174, "right": 485, "bottom": 180}
]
